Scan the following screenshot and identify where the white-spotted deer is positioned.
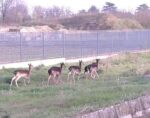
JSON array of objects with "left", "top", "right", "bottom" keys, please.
[
  {"left": 67, "top": 60, "right": 82, "bottom": 84},
  {"left": 47, "top": 63, "right": 64, "bottom": 85},
  {"left": 10, "top": 64, "right": 33, "bottom": 88},
  {"left": 84, "top": 59, "right": 100, "bottom": 79}
]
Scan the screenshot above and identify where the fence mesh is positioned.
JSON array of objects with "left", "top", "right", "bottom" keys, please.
[{"left": 0, "top": 30, "right": 150, "bottom": 64}]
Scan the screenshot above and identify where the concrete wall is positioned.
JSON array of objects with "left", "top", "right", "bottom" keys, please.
[{"left": 77, "top": 94, "right": 150, "bottom": 118}]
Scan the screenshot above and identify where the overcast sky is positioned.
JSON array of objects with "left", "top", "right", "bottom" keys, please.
[{"left": 25, "top": 0, "right": 150, "bottom": 13}]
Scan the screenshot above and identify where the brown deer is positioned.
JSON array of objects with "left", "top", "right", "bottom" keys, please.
[
  {"left": 10, "top": 64, "right": 33, "bottom": 88},
  {"left": 67, "top": 60, "right": 82, "bottom": 84},
  {"left": 84, "top": 59, "right": 100, "bottom": 79},
  {"left": 47, "top": 63, "right": 64, "bottom": 85}
]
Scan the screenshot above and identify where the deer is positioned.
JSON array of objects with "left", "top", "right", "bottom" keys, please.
[
  {"left": 10, "top": 64, "right": 33, "bottom": 88},
  {"left": 84, "top": 59, "right": 100, "bottom": 80},
  {"left": 67, "top": 60, "right": 82, "bottom": 84},
  {"left": 47, "top": 63, "right": 64, "bottom": 85}
]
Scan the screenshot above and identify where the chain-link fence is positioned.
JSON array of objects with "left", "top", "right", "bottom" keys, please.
[{"left": 0, "top": 30, "right": 150, "bottom": 64}]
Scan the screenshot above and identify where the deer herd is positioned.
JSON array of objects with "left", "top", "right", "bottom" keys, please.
[{"left": 10, "top": 59, "right": 106, "bottom": 88}]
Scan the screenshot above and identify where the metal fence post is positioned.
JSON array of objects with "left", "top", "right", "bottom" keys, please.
[
  {"left": 62, "top": 32, "right": 65, "bottom": 58},
  {"left": 125, "top": 31, "right": 128, "bottom": 53},
  {"left": 42, "top": 32, "right": 45, "bottom": 59},
  {"left": 111, "top": 35, "right": 114, "bottom": 54},
  {"left": 146, "top": 30, "right": 149, "bottom": 51},
  {"left": 80, "top": 33, "right": 83, "bottom": 58},
  {"left": 97, "top": 32, "right": 99, "bottom": 56},
  {"left": 148, "top": 30, "right": 150, "bottom": 50},
  {"left": 19, "top": 32, "right": 22, "bottom": 62}
]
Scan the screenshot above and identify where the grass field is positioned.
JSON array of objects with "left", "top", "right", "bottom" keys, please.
[{"left": 1, "top": 52, "right": 150, "bottom": 118}]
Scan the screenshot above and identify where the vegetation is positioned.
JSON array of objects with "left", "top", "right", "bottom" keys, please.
[
  {"left": 0, "top": 52, "right": 150, "bottom": 118},
  {"left": 59, "top": 13, "right": 143, "bottom": 30},
  {"left": 0, "top": 1, "right": 150, "bottom": 30}
]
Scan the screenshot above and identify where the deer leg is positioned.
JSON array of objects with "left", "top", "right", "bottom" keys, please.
[
  {"left": 56, "top": 75, "right": 59, "bottom": 84},
  {"left": 67, "top": 72, "right": 71, "bottom": 82},
  {"left": 92, "top": 71, "right": 99, "bottom": 79},
  {"left": 91, "top": 72, "right": 96, "bottom": 79},
  {"left": 77, "top": 73, "right": 80, "bottom": 81},
  {"left": 72, "top": 73, "right": 76, "bottom": 85},
  {"left": 15, "top": 76, "right": 21, "bottom": 88},
  {"left": 90, "top": 72, "right": 93, "bottom": 79},
  {"left": 93, "top": 72, "right": 96, "bottom": 79},
  {"left": 84, "top": 72, "right": 87, "bottom": 80},
  {"left": 85, "top": 72, "right": 90, "bottom": 80},
  {"left": 54, "top": 75, "right": 58, "bottom": 84},
  {"left": 10, "top": 76, "right": 16, "bottom": 86},
  {"left": 53, "top": 75, "right": 56, "bottom": 84},
  {"left": 47, "top": 75, "right": 51, "bottom": 85},
  {"left": 10, "top": 76, "right": 17, "bottom": 89},
  {"left": 96, "top": 71, "right": 99, "bottom": 79},
  {"left": 58, "top": 75, "right": 63, "bottom": 84},
  {"left": 93, "top": 74, "right": 96, "bottom": 79}
]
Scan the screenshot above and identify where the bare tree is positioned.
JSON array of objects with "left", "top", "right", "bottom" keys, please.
[
  {"left": 64, "top": 8, "right": 73, "bottom": 17},
  {"left": 78, "top": 9, "right": 86, "bottom": 14},
  {"left": 32, "top": 6, "right": 46, "bottom": 22},
  {"left": 0, "top": 0, "right": 15, "bottom": 23},
  {"left": 45, "top": 6, "right": 73, "bottom": 20},
  {"left": 113, "top": 10, "right": 134, "bottom": 19},
  {"left": 6, "top": 3, "right": 29, "bottom": 24}
]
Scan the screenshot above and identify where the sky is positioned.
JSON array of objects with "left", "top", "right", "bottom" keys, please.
[{"left": 25, "top": 0, "right": 150, "bottom": 13}]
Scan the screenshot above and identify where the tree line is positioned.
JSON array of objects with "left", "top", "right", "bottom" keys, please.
[{"left": 0, "top": 0, "right": 150, "bottom": 29}]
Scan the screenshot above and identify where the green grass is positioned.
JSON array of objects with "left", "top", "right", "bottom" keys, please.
[{"left": 1, "top": 52, "right": 150, "bottom": 118}]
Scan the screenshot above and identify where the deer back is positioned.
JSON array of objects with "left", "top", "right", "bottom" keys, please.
[{"left": 48, "top": 67, "right": 62, "bottom": 75}]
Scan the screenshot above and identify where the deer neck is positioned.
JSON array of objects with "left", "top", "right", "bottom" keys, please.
[
  {"left": 79, "top": 62, "right": 82, "bottom": 69},
  {"left": 96, "top": 60, "right": 99, "bottom": 68},
  {"left": 28, "top": 66, "right": 32, "bottom": 76},
  {"left": 60, "top": 64, "right": 63, "bottom": 70}
]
